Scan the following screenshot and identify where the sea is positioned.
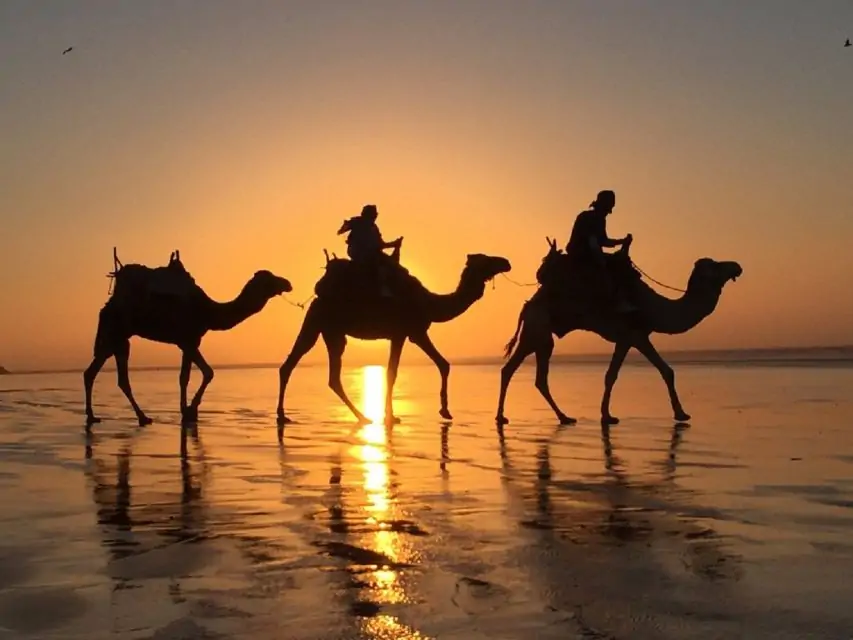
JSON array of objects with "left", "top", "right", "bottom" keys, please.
[{"left": 1, "top": 351, "right": 852, "bottom": 639}]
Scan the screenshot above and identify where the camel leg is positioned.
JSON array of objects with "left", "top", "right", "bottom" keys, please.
[
  {"left": 600, "top": 342, "right": 630, "bottom": 425},
  {"left": 323, "top": 332, "right": 369, "bottom": 424},
  {"left": 276, "top": 323, "right": 321, "bottom": 426},
  {"left": 179, "top": 351, "right": 192, "bottom": 416},
  {"left": 113, "top": 339, "right": 152, "bottom": 426},
  {"left": 409, "top": 332, "right": 452, "bottom": 420},
  {"left": 534, "top": 336, "right": 576, "bottom": 425},
  {"left": 182, "top": 349, "right": 213, "bottom": 423},
  {"left": 496, "top": 306, "right": 555, "bottom": 425},
  {"left": 384, "top": 337, "right": 405, "bottom": 426},
  {"left": 84, "top": 306, "right": 119, "bottom": 426},
  {"left": 634, "top": 336, "right": 691, "bottom": 422},
  {"left": 496, "top": 338, "right": 534, "bottom": 426},
  {"left": 83, "top": 353, "right": 110, "bottom": 426}
]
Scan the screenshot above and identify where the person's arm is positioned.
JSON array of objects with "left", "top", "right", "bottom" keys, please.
[
  {"left": 595, "top": 217, "right": 628, "bottom": 249},
  {"left": 379, "top": 233, "right": 402, "bottom": 249},
  {"left": 600, "top": 236, "right": 624, "bottom": 248}
]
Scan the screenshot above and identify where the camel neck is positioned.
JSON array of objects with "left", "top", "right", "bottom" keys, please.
[
  {"left": 647, "top": 286, "right": 722, "bottom": 335},
  {"left": 207, "top": 286, "right": 269, "bottom": 332},
  {"left": 427, "top": 270, "right": 487, "bottom": 324}
]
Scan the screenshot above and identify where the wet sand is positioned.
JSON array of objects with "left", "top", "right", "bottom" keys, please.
[{"left": 1, "top": 363, "right": 852, "bottom": 639}]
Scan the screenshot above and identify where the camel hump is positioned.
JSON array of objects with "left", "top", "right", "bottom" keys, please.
[
  {"left": 111, "top": 250, "right": 201, "bottom": 300},
  {"left": 314, "top": 257, "right": 423, "bottom": 300}
]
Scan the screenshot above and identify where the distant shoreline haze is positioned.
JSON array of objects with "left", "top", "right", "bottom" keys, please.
[{"left": 4, "top": 345, "right": 853, "bottom": 376}]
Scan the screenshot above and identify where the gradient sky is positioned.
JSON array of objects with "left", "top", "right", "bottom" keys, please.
[{"left": 1, "top": 1, "right": 852, "bottom": 371}]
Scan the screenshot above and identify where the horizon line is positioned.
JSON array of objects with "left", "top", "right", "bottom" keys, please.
[{"left": 3, "top": 344, "right": 853, "bottom": 376}]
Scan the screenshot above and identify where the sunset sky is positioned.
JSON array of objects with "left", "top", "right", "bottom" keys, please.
[{"left": 1, "top": 1, "right": 852, "bottom": 371}]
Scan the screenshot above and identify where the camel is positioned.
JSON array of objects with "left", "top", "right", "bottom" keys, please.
[
  {"left": 496, "top": 237, "right": 742, "bottom": 426},
  {"left": 276, "top": 246, "right": 511, "bottom": 427},
  {"left": 84, "top": 249, "right": 292, "bottom": 427}
]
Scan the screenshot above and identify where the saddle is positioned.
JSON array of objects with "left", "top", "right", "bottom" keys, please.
[
  {"left": 314, "top": 254, "right": 422, "bottom": 301},
  {"left": 535, "top": 242, "right": 643, "bottom": 334},
  {"left": 110, "top": 249, "right": 202, "bottom": 301}
]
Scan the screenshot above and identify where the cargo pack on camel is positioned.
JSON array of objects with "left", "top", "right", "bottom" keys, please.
[{"left": 108, "top": 248, "right": 203, "bottom": 301}]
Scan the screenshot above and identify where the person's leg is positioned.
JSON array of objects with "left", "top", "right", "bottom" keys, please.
[{"left": 375, "top": 254, "right": 392, "bottom": 297}]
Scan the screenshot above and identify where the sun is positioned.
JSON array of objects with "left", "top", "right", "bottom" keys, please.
[{"left": 361, "top": 365, "right": 386, "bottom": 425}]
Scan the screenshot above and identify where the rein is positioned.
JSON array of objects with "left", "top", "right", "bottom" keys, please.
[{"left": 629, "top": 260, "right": 686, "bottom": 293}]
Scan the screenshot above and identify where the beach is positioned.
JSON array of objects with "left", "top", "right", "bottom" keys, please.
[{"left": 1, "top": 360, "right": 852, "bottom": 639}]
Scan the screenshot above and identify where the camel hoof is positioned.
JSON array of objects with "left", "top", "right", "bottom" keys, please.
[
  {"left": 601, "top": 415, "right": 620, "bottom": 426},
  {"left": 674, "top": 411, "right": 691, "bottom": 424},
  {"left": 495, "top": 415, "right": 509, "bottom": 426},
  {"left": 276, "top": 413, "right": 293, "bottom": 427},
  {"left": 439, "top": 408, "right": 453, "bottom": 420},
  {"left": 558, "top": 414, "right": 577, "bottom": 426},
  {"left": 86, "top": 414, "right": 101, "bottom": 426},
  {"left": 138, "top": 415, "right": 153, "bottom": 427},
  {"left": 384, "top": 415, "right": 401, "bottom": 427},
  {"left": 181, "top": 407, "right": 198, "bottom": 424}
]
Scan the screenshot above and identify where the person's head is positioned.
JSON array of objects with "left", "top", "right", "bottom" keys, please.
[
  {"left": 590, "top": 190, "right": 616, "bottom": 214},
  {"left": 360, "top": 204, "right": 378, "bottom": 222}
]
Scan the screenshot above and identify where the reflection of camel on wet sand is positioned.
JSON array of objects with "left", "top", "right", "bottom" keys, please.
[
  {"left": 83, "top": 426, "right": 210, "bottom": 598},
  {"left": 277, "top": 250, "right": 511, "bottom": 428},
  {"left": 496, "top": 424, "right": 744, "bottom": 636},
  {"left": 84, "top": 249, "right": 292, "bottom": 426},
  {"left": 497, "top": 239, "right": 742, "bottom": 425},
  {"left": 311, "top": 432, "right": 427, "bottom": 638}
]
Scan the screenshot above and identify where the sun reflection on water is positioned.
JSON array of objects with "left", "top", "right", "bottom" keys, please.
[{"left": 354, "top": 366, "right": 422, "bottom": 637}]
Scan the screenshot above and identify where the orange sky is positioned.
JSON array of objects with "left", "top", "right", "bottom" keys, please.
[{"left": 1, "top": 2, "right": 852, "bottom": 371}]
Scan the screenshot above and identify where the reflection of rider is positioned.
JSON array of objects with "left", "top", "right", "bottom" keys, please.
[
  {"left": 337, "top": 204, "right": 402, "bottom": 297},
  {"left": 565, "top": 190, "right": 635, "bottom": 312}
]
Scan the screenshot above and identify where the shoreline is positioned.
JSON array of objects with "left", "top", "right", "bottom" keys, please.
[{"left": 4, "top": 345, "right": 853, "bottom": 376}]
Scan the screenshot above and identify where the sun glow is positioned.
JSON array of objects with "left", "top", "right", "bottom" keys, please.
[
  {"left": 352, "top": 365, "right": 419, "bottom": 636},
  {"left": 359, "top": 366, "right": 390, "bottom": 517},
  {"left": 362, "top": 365, "right": 386, "bottom": 425}
]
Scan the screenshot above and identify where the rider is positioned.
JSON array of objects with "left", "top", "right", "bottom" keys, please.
[
  {"left": 565, "top": 189, "right": 635, "bottom": 312},
  {"left": 337, "top": 204, "right": 402, "bottom": 297}
]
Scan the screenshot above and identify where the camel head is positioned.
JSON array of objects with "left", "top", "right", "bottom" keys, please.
[
  {"left": 536, "top": 237, "right": 567, "bottom": 286},
  {"left": 464, "top": 254, "right": 512, "bottom": 283},
  {"left": 245, "top": 270, "right": 293, "bottom": 299},
  {"left": 687, "top": 259, "right": 743, "bottom": 295}
]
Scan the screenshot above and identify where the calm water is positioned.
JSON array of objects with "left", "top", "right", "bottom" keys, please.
[{"left": 1, "top": 362, "right": 852, "bottom": 639}]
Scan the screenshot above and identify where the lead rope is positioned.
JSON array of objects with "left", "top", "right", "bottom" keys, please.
[
  {"left": 495, "top": 260, "right": 686, "bottom": 294},
  {"left": 284, "top": 294, "right": 317, "bottom": 311},
  {"left": 629, "top": 260, "right": 686, "bottom": 293},
  {"left": 499, "top": 273, "right": 538, "bottom": 288}
]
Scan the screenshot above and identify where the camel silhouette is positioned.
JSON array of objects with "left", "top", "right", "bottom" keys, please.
[
  {"left": 496, "top": 238, "right": 742, "bottom": 425},
  {"left": 84, "top": 249, "right": 291, "bottom": 426},
  {"left": 276, "top": 244, "right": 511, "bottom": 427}
]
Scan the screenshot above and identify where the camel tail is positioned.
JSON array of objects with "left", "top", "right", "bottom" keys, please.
[{"left": 503, "top": 301, "right": 528, "bottom": 360}]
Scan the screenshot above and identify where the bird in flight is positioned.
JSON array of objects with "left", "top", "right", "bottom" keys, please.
[
  {"left": 62, "top": 46, "right": 73, "bottom": 55},
  {"left": 845, "top": 38, "right": 851, "bottom": 48}
]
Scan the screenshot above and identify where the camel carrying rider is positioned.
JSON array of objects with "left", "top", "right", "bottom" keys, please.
[
  {"left": 565, "top": 189, "right": 636, "bottom": 313},
  {"left": 337, "top": 204, "right": 403, "bottom": 297}
]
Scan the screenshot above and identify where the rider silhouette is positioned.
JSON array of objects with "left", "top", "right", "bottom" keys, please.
[
  {"left": 337, "top": 204, "right": 402, "bottom": 297},
  {"left": 565, "top": 190, "right": 635, "bottom": 312}
]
